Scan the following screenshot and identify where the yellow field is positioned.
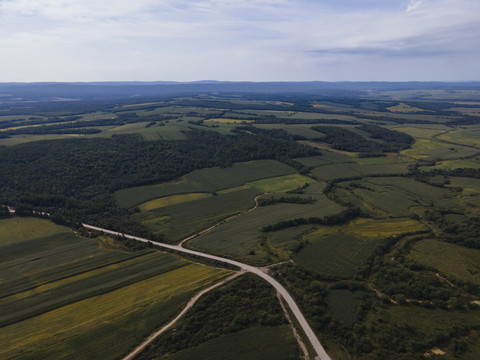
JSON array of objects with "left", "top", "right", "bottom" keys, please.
[
  {"left": 386, "top": 103, "right": 426, "bottom": 112},
  {"left": 309, "top": 218, "right": 426, "bottom": 239},
  {"left": 8, "top": 253, "right": 161, "bottom": 301},
  {"left": 299, "top": 140, "right": 358, "bottom": 156},
  {"left": 392, "top": 126, "right": 447, "bottom": 139},
  {"left": 247, "top": 174, "right": 314, "bottom": 193},
  {"left": 400, "top": 139, "right": 445, "bottom": 159},
  {"left": 217, "top": 184, "right": 251, "bottom": 194},
  {"left": 353, "top": 154, "right": 414, "bottom": 165},
  {"left": 447, "top": 177, "right": 480, "bottom": 195},
  {"left": 0, "top": 264, "right": 231, "bottom": 360},
  {"left": 0, "top": 217, "right": 72, "bottom": 246},
  {"left": 205, "top": 118, "right": 253, "bottom": 124},
  {"left": 437, "top": 129, "right": 480, "bottom": 148},
  {"left": 420, "top": 159, "right": 480, "bottom": 171},
  {"left": 139, "top": 193, "right": 211, "bottom": 211}
]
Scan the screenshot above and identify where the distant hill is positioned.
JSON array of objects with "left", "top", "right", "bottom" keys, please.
[{"left": 1, "top": 81, "right": 480, "bottom": 103}]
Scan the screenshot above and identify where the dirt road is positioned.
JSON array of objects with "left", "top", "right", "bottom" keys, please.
[{"left": 122, "top": 272, "right": 243, "bottom": 360}]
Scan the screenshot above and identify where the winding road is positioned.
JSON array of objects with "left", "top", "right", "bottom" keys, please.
[{"left": 82, "top": 223, "right": 331, "bottom": 360}]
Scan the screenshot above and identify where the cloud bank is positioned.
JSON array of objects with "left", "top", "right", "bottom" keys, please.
[{"left": 0, "top": 0, "right": 479, "bottom": 81}]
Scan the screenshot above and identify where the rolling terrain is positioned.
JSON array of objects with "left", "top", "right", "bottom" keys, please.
[{"left": 1, "top": 82, "right": 480, "bottom": 360}]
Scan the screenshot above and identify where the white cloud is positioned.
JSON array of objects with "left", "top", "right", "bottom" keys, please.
[
  {"left": 0, "top": 0, "right": 479, "bottom": 81},
  {"left": 406, "top": 0, "right": 422, "bottom": 12}
]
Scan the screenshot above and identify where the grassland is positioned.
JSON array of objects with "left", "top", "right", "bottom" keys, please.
[
  {"left": 420, "top": 158, "right": 480, "bottom": 171},
  {"left": 311, "top": 162, "right": 410, "bottom": 181},
  {"left": 246, "top": 173, "right": 314, "bottom": 192},
  {"left": 391, "top": 126, "right": 448, "bottom": 139},
  {"left": 447, "top": 177, "right": 480, "bottom": 195},
  {"left": 437, "top": 128, "right": 480, "bottom": 148},
  {"left": 294, "top": 218, "right": 426, "bottom": 278},
  {"left": 335, "top": 177, "right": 457, "bottom": 217},
  {"left": 0, "top": 216, "right": 72, "bottom": 246},
  {"left": 160, "top": 326, "right": 299, "bottom": 360},
  {"left": 139, "top": 193, "right": 211, "bottom": 211},
  {"left": 386, "top": 103, "right": 426, "bottom": 112},
  {"left": 408, "top": 239, "right": 480, "bottom": 285},
  {"left": 401, "top": 139, "right": 478, "bottom": 160},
  {"left": 115, "top": 160, "right": 295, "bottom": 208}
]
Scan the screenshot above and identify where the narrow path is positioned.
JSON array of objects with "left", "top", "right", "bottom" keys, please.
[
  {"left": 122, "top": 271, "right": 243, "bottom": 360},
  {"left": 179, "top": 193, "right": 264, "bottom": 246},
  {"left": 83, "top": 223, "right": 331, "bottom": 360}
]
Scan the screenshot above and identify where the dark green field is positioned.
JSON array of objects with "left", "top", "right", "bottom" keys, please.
[
  {"left": 162, "top": 326, "right": 299, "bottom": 360},
  {"left": 190, "top": 195, "right": 344, "bottom": 262},
  {"left": 115, "top": 159, "right": 295, "bottom": 208},
  {"left": 133, "top": 187, "right": 261, "bottom": 242}
]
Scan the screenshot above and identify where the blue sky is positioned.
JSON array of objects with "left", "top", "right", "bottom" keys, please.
[{"left": 0, "top": 0, "right": 479, "bottom": 82}]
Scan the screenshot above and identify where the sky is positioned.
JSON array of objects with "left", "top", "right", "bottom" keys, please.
[{"left": 0, "top": 0, "right": 479, "bottom": 82}]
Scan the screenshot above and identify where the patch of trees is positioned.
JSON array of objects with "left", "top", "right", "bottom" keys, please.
[
  {"left": 446, "top": 116, "right": 480, "bottom": 125},
  {"left": 262, "top": 207, "right": 360, "bottom": 232},
  {"left": 257, "top": 196, "right": 316, "bottom": 206},
  {"left": 0, "top": 206, "right": 10, "bottom": 219},
  {"left": 254, "top": 117, "right": 359, "bottom": 125},
  {"left": 357, "top": 124, "right": 414, "bottom": 149},
  {"left": 311, "top": 125, "right": 414, "bottom": 153},
  {"left": 424, "top": 209, "right": 480, "bottom": 249},
  {"left": 371, "top": 260, "right": 456, "bottom": 302},
  {"left": 135, "top": 274, "right": 286, "bottom": 359}
]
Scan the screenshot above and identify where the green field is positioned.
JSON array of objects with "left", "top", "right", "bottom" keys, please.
[
  {"left": 311, "top": 163, "right": 362, "bottom": 180},
  {"left": 409, "top": 239, "right": 480, "bottom": 285},
  {"left": 295, "top": 218, "right": 426, "bottom": 278},
  {"left": 310, "top": 161, "right": 410, "bottom": 181},
  {"left": 161, "top": 326, "right": 299, "bottom": 360},
  {"left": 335, "top": 177, "right": 457, "bottom": 217},
  {"left": 133, "top": 187, "right": 261, "bottom": 242},
  {"left": 0, "top": 217, "right": 231, "bottom": 360},
  {"left": 191, "top": 195, "right": 344, "bottom": 262},
  {"left": 115, "top": 160, "right": 295, "bottom": 208}
]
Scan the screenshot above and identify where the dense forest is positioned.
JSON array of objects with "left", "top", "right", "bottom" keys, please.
[
  {"left": 0, "top": 128, "right": 317, "bottom": 230},
  {"left": 311, "top": 125, "right": 414, "bottom": 154}
]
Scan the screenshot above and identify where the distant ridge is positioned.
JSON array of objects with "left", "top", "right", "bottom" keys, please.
[{"left": 1, "top": 81, "right": 480, "bottom": 103}]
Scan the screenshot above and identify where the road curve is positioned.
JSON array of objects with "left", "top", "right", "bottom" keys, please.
[{"left": 82, "top": 223, "right": 331, "bottom": 360}]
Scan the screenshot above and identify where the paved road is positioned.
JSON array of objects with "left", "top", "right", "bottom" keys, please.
[{"left": 83, "top": 223, "right": 331, "bottom": 360}]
